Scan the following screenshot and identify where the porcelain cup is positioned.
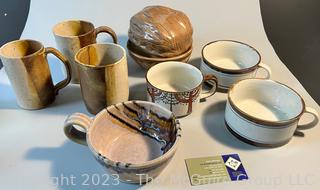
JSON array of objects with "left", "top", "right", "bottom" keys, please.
[
  {"left": 53, "top": 20, "right": 117, "bottom": 83},
  {"left": 201, "top": 40, "right": 271, "bottom": 89},
  {"left": 64, "top": 101, "right": 181, "bottom": 183},
  {"left": 75, "top": 43, "right": 129, "bottom": 114},
  {"left": 146, "top": 61, "right": 218, "bottom": 117},
  {"left": 225, "top": 79, "right": 319, "bottom": 147},
  {"left": 0, "top": 39, "right": 71, "bottom": 109}
]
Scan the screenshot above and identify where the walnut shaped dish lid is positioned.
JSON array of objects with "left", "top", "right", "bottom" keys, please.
[{"left": 128, "top": 5, "right": 193, "bottom": 58}]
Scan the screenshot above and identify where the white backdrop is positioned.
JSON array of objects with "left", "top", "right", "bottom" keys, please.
[{"left": 0, "top": 0, "right": 319, "bottom": 190}]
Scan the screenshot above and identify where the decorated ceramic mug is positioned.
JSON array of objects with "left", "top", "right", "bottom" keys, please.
[
  {"left": 64, "top": 101, "right": 181, "bottom": 183},
  {"left": 225, "top": 79, "right": 319, "bottom": 147},
  {"left": 201, "top": 40, "right": 271, "bottom": 89},
  {"left": 146, "top": 61, "right": 217, "bottom": 117}
]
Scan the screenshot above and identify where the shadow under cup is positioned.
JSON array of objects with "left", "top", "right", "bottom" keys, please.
[{"left": 75, "top": 43, "right": 129, "bottom": 114}]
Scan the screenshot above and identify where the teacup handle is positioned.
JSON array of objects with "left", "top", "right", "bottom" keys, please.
[
  {"left": 200, "top": 74, "right": 218, "bottom": 102},
  {"left": 45, "top": 47, "right": 71, "bottom": 95},
  {"left": 255, "top": 63, "right": 272, "bottom": 79},
  {"left": 297, "top": 107, "right": 319, "bottom": 130},
  {"left": 95, "top": 26, "right": 118, "bottom": 44},
  {"left": 64, "top": 113, "right": 93, "bottom": 146}
]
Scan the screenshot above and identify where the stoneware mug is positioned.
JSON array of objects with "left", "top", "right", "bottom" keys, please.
[
  {"left": 201, "top": 40, "right": 271, "bottom": 89},
  {"left": 0, "top": 39, "right": 71, "bottom": 109},
  {"left": 64, "top": 101, "right": 181, "bottom": 183},
  {"left": 53, "top": 20, "right": 118, "bottom": 83},
  {"left": 146, "top": 61, "right": 218, "bottom": 117},
  {"left": 225, "top": 79, "right": 319, "bottom": 147},
  {"left": 75, "top": 43, "right": 129, "bottom": 114}
]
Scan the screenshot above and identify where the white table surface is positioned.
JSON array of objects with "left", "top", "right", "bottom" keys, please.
[{"left": 1, "top": 0, "right": 320, "bottom": 189}]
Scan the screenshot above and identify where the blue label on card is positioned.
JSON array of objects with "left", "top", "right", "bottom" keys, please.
[{"left": 222, "top": 154, "right": 249, "bottom": 181}]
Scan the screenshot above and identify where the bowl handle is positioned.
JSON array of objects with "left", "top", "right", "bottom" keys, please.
[
  {"left": 64, "top": 113, "right": 93, "bottom": 146},
  {"left": 297, "top": 107, "right": 319, "bottom": 130}
]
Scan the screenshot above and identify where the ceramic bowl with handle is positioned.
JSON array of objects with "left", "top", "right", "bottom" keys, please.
[{"left": 64, "top": 101, "right": 181, "bottom": 183}]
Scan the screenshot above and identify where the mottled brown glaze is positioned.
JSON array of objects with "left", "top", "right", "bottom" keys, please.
[
  {"left": 75, "top": 43, "right": 129, "bottom": 114},
  {"left": 53, "top": 20, "right": 117, "bottom": 83},
  {"left": 129, "top": 6, "right": 193, "bottom": 58},
  {"left": 64, "top": 101, "right": 181, "bottom": 183},
  {"left": 127, "top": 40, "right": 192, "bottom": 69},
  {"left": 0, "top": 39, "right": 71, "bottom": 109}
]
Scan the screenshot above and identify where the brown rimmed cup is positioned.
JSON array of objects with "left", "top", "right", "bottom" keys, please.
[
  {"left": 225, "top": 78, "right": 319, "bottom": 147},
  {"left": 146, "top": 61, "right": 218, "bottom": 117},
  {"left": 0, "top": 39, "right": 71, "bottom": 109},
  {"left": 53, "top": 20, "right": 118, "bottom": 83},
  {"left": 201, "top": 40, "right": 271, "bottom": 89}
]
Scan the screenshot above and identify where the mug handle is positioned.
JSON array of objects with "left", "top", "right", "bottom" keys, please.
[
  {"left": 200, "top": 74, "right": 218, "bottom": 102},
  {"left": 64, "top": 113, "right": 93, "bottom": 146},
  {"left": 297, "top": 107, "right": 319, "bottom": 130},
  {"left": 45, "top": 47, "right": 71, "bottom": 95},
  {"left": 255, "top": 63, "right": 272, "bottom": 79},
  {"left": 95, "top": 26, "right": 118, "bottom": 44}
]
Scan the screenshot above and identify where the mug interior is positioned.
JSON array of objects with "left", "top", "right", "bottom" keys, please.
[
  {"left": 203, "top": 41, "right": 260, "bottom": 71},
  {"left": 53, "top": 20, "right": 94, "bottom": 37},
  {"left": 75, "top": 43, "right": 124, "bottom": 67},
  {"left": 88, "top": 101, "right": 178, "bottom": 165},
  {"left": 0, "top": 40, "right": 43, "bottom": 58},
  {"left": 147, "top": 62, "right": 203, "bottom": 92},
  {"left": 229, "top": 79, "right": 304, "bottom": 123}
]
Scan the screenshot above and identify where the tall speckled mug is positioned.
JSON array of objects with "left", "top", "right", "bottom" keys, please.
[
  {"left": 0, "top": 39, "right": 71, "bottom": 109},
  {"left": 75, "top": 43, "right": 129, "bottom": 114},
  {"left": 53, "top": 20, "right": 118, "bottom": 83}
]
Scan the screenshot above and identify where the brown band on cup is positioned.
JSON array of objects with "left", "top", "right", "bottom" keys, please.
[{"left": 224, "top": 120, "right": 291, "bottom": 148}]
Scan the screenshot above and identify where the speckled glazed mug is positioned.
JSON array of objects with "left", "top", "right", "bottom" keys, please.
[
  {"left": 53, "top": 20, "right": 117, "bottom": 83},
  {"left": 64, "top": 101, "right": 181, "bottom": 183},
  {"left": 225, "top": 79, "right": 319, "bottom": 147},
  {"left": 201, "top": 40, "right": 271, "bottom": 89},
  {"left": 146, "top": 61, "right": 217, "bottom": 117}
]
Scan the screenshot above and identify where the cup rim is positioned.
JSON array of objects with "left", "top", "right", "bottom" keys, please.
[
  {"left": 52, "top": 19, "right": 95, "bottom": 38},
  {"left": 146, "top": 61, "right": 204, "bottom": 93},
  {"left": 0, "top": 39, "right": 44, "bottom": 59},
  {"left": 74, "top": 43, "right": 126, "bottom": 69},
  {"left": 86, "top": 100, "right": 181, "bottom": 169},
  {"left": 202, "top": 40, "right": 261, "bottom": 74},
  {"left": 228, "top": 78, "right": 305, "bottom": 126}
]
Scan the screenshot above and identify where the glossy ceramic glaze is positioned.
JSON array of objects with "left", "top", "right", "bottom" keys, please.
[
  {"left": 146, "top": 61, "right": 217, "bottom": 117},
  {"left": 225, "top": 79, "right": 319, "bottom": 147},
  {"left": 0, "top": 39, "right": 71, "bottom": 109},
  {"left": 53, "top": 20, "right": 117, "bottom": 83},
  {"left": 64, "top": 101, "right": 181, "bottom": 183},
  {"left": 201, "top": 40, "right": 271, "bottom": 89},
  {"left": 75, "top": 43, "right": 129, "bottom": 114}
]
